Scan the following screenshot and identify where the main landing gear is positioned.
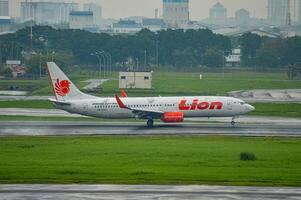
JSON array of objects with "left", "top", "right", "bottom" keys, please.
[
  {"left": 147, "top": 119, "right": 154, "bottom": 128},
  {"left": 231, "top": 117, "right": 237, "bottom": 127}
]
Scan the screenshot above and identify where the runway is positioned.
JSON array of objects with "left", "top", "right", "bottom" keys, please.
[
  {"left": 0, "top": 121, "right": 301, "bottom": 137},
  {"left": 1, "top": 184, "right": 301, "bottom": 200}
]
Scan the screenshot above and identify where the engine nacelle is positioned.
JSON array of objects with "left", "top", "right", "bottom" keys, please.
[{"left": 161, "top": 112, "right": 184, "bottom": 123}]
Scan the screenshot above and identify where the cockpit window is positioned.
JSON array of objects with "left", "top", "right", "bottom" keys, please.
[{"left": 239, "top": 102, "right": 246, "bottom": 105}]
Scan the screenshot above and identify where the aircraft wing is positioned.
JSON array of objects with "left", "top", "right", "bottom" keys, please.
[{"left": 115, "top": 94, "right": 163, "bottom": 119}]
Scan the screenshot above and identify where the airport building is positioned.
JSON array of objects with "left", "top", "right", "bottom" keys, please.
[
  {"left": 83, "top": 3, "right": 102, "bottom": 26},
  {"left": 0, "top": 16, "right": 12, "bottom": 33},
  {"left": 112, "top": 20, "right": 142, "bottom": 34},
  {"left": 69, "top": 11, "right": 94, "bottom": 30},
  {"left": 21, "top": 0, "right": 78, "bottom": 25},
  {"left": 0, "top": 0, "right": 9, "bottom": 16},
  {"left": 163, "top": 0, "right": 189, "bottom": 28},
  {"left": 119, "top": 71, "right": 152, "bottom": 89},
  {"left": 225, "top": 49, "right": 241, "bottom": 67}
]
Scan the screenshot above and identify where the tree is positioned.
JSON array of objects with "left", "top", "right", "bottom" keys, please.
[
  {"left": 172, "top": 48, "right": 198, "bottom": 68},
  {"left": 202, "top": 48, "right": 223, "bottom": 68},
  {"left": 25, "top": 52, "right": 74, "bottom": 75},
  {"left": 240, "top": 33, "right": 262, "bottom": 67}
]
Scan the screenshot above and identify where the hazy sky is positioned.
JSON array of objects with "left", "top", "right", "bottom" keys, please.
[{"left": 68, "top": 0, "right": 268, "bottom": 20}]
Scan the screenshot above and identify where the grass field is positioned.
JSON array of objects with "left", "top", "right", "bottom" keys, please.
[
  {"left": 251, "top": 103, "right": 301, "bottom": 118},
  {"left": 1, "top": 71, "right": 301, "bottom": 96},
  {"left": 0, "top": 136, "right": 301, "bottom": 186}
]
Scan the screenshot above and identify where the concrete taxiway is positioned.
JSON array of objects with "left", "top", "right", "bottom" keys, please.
[
  {"left": 1, "top": 184, "right": 301, "bottom": 200},
  {"left": 0, "top": 121, "right": 300, "bottom": 137}
]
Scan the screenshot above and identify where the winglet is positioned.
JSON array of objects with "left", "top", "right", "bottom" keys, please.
[
  {"left": 115, "top": 94, "right": 126, "bottom": 109},
  {"left": 121, "top": 90, "right": 127, "bottom": 98}
]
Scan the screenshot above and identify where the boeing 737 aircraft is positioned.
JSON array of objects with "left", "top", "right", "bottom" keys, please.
[{"left": 47, "top": 62, "right": 255, "bottom": 127}]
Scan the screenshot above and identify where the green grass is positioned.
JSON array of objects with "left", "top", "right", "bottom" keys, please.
[
  {"left": 251, "top": 103, "right": 301, "bottom": 118},
  {"left": 0, "top": 136, "right": 301, "bottom": 186},
  {"left": 100, "top": 71, "right": 301, "bottom": 96},
  {"left": 1, "top": 71, "right": 301, "bottom": 96},
  {"left": 0, "top": 100, "right": 53, "bottom": 109}
]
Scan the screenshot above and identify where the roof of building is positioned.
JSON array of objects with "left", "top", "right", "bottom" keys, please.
[
  {"left": 221, "top": 28, "right": 281, "bottom": 38},
  {"left": 113, "top": 20, "right": 142, "bottom": 28},
  {"left": 0, "top": 16, "right": 11, "bottom": 25},
  {"left": 142, "top": 18, "right": 165, "bottom": 26},
  {"left": 70, "top": 11, "right": 93, "bottom": 16}
]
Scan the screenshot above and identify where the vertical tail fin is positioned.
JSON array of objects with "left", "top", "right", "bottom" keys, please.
[{"left": 47, "top": 62, "right": 91, "bottom": 101}]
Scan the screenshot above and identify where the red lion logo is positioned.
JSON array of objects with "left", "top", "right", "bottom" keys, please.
[{"left": 55, "top": 79, "right": 71, "bottom": 96}]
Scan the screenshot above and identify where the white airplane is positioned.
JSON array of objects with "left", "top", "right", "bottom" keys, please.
[{"left": 47, "top": 62, "right": 255, "bottom": 127}]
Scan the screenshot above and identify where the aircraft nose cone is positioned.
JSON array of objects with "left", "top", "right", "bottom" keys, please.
[{"left": 245, "top": 104, "right": 255, "bottom": 112}]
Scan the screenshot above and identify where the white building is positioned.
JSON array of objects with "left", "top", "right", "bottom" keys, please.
[
  {"left": 69, "top": 11, "right": 94, "bottom": 30},
  {"left": 0, "top": 0, "right": 9, "bottom": 16},
  {"left": 83, "top": 3, "right": 102, "bottom": 26},
  {"left": 21, "top": 1, "right": 78, "bottom": 25},
  {"left": 163, "top": 0, "right": 189, "bottom": 28},
  {"left": 225, "top": 49, "right": 241, "bottom": 67},
  {"left": 119, "top": 71, "right": 152, "bottom": 89}
]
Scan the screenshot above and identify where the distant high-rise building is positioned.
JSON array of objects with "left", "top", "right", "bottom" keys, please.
[
  {"left": 83, "top": 3, "right": 102, "bottom": 26},
  {"left": 21, "top": 1, "right": 78, "bottom": 25},
  {"left": 209, "top": 2, "right": 227, "bottom": 23},
  {"left": 267, "top": 0, "right": 287, "bottom": 26},
  {"left": 235, "top": 8, "right": 250, "bottom": 23},
  {"left": 298, "top": 0, "right": 301, "bottom": 24},
  {"left": 9, "top": 0, "right": 21, "bottom": 18},
  {"left": 0, "top": 0, "right": 9, "bottom": 16},
  {"left": 163, "top": 0, "right": 189, "bottom": 28}
]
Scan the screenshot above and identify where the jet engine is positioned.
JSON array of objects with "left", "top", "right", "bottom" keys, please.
[{"left": 161, "top": 112, "right": 184, "bottom": 123}]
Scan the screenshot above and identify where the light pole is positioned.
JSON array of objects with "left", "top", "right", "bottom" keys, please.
[
  {"left": 51, "top": 51, "right": 55, "bottom": 62},
  {"left": 136, "top": 58, "right": 139, "bottom": 71},
  {"left": 103, "top": 52, "right": 112, "bottom": 77},
  {"left": 222, "top": 51, "right": 225, "bottom": 79},
  {"left": 39, "top": 52, "right": 42, "bottom": 79},
  {"left": 90, "top": 53, "right": 102, "bottom": 79},
  {"left": 144, "top": 50, "right": 147, "bottom": 69},
  {"left": 97, "top": 51, "right": 106, "bottom": 77},
  {"left": 156, "top": 40, "right": 159, "bottom": 68}
]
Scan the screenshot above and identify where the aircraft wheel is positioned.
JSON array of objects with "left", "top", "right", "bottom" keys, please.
[
  {"left": 147, "top": 119, "right": 154, "bottom": 128},
  {"left": 231, "top": 120, "right": 235, "bottom": 126}
]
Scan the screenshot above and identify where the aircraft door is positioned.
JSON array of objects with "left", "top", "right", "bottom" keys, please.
[
  {"left": 227, "top": 100, "right": 232, "bottom": 110},
  {"left": 83, "top": 103, "right": 89, "bottom": 114}
]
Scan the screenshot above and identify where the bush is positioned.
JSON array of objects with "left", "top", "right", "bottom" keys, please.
[{"left": 240, "top": 152, "right": 257, "bottom": 161}]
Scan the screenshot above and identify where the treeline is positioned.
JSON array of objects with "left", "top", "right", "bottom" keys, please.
[
  {"left": 1, "top": 26, "right": 301, "bottom": 72},
  {"left": 0, "top": 26, "right": 230, "bottom": 71},
  {"left": 241, "top": 33, "right": 301, "bottom": 68}
]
